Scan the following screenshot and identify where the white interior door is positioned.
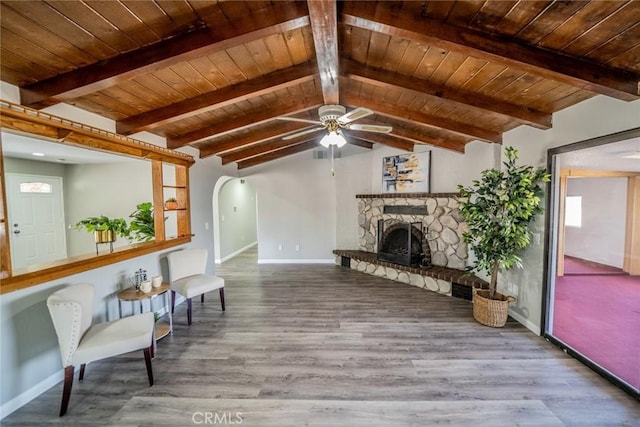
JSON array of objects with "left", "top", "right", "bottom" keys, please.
[{"left": 6, "top": 173, "right": 67, "bottom": 269}]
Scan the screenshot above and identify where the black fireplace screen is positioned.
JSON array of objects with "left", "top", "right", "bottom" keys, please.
[{"left": 377, "top": 220, "right": 429, "bottom": 267}]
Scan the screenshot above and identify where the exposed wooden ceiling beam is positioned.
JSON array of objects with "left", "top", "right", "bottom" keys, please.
[
  {"left": 342, "top": 93, "right": 501, "bottom": 144},
  {"left": 221, "top": 132, "right": 318, "bottom": 165},
  {"left": 342, "top": 59, "right": 552, "bottom": 130},
  {"left": 198, "top": 121, "right": 313, "bottom": 158},
  {"left": 389, "top": 128, "right": 466, "bottom": 154},
  {"left": 167, "top": 99, "right": 323, "bottom": 148},
  {"left": 237, "top": 140, "right": 319, "bottom": 169},
  {"left": 347, "top": 138, "right": 373, "bottom": 149},
  {"left": 347, "top": 116, "right": 466, "bottom": 153},
  {"left": 117, "top": 62, "right": 317, "bottom": 135},
  {"left": 342, "top": 3, "right": 640, "bottom": 101},
  {"left": 307, "top": 0, "right": 339, "bottom": 105},
  {"left": 20, "top": 2, "right": 310, "bottom": 108},
  {"left": 347, "top": 131, "right": 414, "bottom": 152}
]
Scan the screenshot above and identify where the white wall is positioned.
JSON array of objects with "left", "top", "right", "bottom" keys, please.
[
  {"left": 3, "top": 157, "right": 67, "bottom": 178},
  {"left": 217, "top": 178, "right": 257, "bottom": 259},
  {"left": 177, "top": 147, "right": 238, "bottom": 274},
  {"left": 564, "top": 177, "right": 627, "bottom": 268},
  {"left": 65, "top": 161, "right": 152, "bottom": 256},
  {"left": 244, "top": 140, "right": 497, "bottom": 262},
  {"left": 335, "top": 149, "right": 373, "bottom": 249},
  {"left": 363, "top": 141, "right": 497, "bottom": 194},
  {"left": 503, "top": 95, "right": 640, "bottom": 334},
  {"left": 245, "top": 150, "right": 337, "bottom": 262}
]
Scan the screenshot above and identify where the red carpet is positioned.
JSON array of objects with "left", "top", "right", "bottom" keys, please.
[{"left": 553, "top": 263, "right": 640, "bottom": 389}]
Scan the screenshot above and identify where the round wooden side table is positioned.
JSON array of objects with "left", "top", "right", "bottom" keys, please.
[{"left": 117, "top": 282, "right": 173, "bottom": 341}]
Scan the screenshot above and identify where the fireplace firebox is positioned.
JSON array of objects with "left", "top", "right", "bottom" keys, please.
[{"left": 377, "top": 220, "right": 430, "bottom": 267}]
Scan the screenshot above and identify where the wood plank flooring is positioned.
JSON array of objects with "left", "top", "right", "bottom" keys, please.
[{"left": 3, "top": 246, "right": 638, "bottom": 426}]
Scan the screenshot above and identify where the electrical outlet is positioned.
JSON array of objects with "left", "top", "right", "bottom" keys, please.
[
  {"left": 278, "top": 244, "right": 283, "bottom": 251},
  {"left": 205, "top": 222, "right": 209, "bottom": 230},
  {"left": 295, "top": 244, "right": 300, "bottom": 251}
]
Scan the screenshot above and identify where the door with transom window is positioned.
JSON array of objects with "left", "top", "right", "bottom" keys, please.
[{"left": 6, "top": 173, "right": 67, "bottom": 270}]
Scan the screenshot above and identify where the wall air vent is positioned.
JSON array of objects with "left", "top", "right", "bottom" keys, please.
[{"left": 313, "top": 149, "right": 341, "bottom": 160}]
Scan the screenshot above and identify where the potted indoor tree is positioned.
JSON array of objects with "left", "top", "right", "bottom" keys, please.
[{"left": 457, "top": 146, "right": 550, "bottom": 327}]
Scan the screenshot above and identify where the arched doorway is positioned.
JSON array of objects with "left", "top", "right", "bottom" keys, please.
[{"left": 212, "top": 176, "right": 258, "bottom": 263}]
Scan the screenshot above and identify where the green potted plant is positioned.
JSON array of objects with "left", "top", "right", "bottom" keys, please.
[
  {"left": 457, "top": 147, "right": 550, "bottom": 327},
  {"left": 129, "top": 202, "right": 156, "bottom": 242},
  {"left": 74, "top": 215, "right": 129, "bottom": 242},
  {"left": 74, "top": 215, "right": 130, "bottom": 254}
]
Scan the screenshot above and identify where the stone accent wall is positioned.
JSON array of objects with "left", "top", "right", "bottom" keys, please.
[
  {"left": 357, "top": 193, "right": 468, "bottom": 270},
  {"left": 347, "top": 257, "right": 452, "bottom": 295}
]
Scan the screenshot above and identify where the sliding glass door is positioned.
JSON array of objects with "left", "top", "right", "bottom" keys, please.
[{"left": 544, "top": 128, "right": 640, "bottom": 397}]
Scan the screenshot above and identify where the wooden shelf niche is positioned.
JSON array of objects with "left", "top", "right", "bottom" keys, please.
[{"left": 153, "top": 162, "right": 191, "bottom": 241}]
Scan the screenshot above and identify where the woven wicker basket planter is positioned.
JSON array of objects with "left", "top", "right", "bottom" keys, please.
[{"left": 472, "top": 288, "right": 516, "bottom": 328}]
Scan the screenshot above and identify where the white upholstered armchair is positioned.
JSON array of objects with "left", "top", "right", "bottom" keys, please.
[
  {"left": 167, "top": 248, "right": 225, "bottom": 325},
  {"left": 47, "top": 283, "right": 154, "bottom": 416}
]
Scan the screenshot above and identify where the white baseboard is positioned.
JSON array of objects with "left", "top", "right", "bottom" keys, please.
[
  {"left": 258, "top": 259, "right": 335, "bottom": 264},
  {"left": 215, "top": 241, "right": 257, "bottom": 264},
  {"left": 1, "top": 370, "right": 63, "bottom": 420},
  {"left": 509, "top": 309, "right": 541, "bottom": 336}
]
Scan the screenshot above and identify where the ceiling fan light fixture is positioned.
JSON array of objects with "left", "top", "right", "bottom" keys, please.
[{"left": 320, "top": 130, "right": 346, "bottom": 148}]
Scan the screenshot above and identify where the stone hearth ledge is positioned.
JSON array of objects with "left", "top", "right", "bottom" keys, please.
[{"left": 333, "top": 250, "right": 488, "bottom": 297}]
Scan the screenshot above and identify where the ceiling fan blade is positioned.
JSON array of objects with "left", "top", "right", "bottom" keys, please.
[
  {"left": 282, "top": 127, "right": 325, "bottom": 140},
  {"left": 276, "top": 116, "right": 322, "bottom": 125},
  {"left": 347, "top": 123, "right": 393, "bottom": 133},
  {"left": 338, "top": 107, "right": 374, "bottom": 124}
]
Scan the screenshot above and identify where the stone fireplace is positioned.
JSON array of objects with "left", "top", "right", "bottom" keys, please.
[
  {"left": 334, "top": 192, "right": 487, "bottom": 300},
  {"left": 358, "top": 193, "right": 467, "bottom": 270}
]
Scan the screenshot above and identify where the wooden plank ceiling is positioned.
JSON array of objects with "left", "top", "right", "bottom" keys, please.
[{"left": 1, "top": 1, "right": 639, "bottom": 169}]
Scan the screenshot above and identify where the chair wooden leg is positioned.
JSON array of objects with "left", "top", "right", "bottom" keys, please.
[
  {"left": 143, "top": 346, "right": 154, "bottom": 386},
  {"left": 219, "top": 288, "right": 225, "bottom": 311},
  {"left": 79, "top": 364, "right": 86, "bottom": 381},
  {"left": 201, "top": 293, "right": 204, "bottom": 303},
  {"left": 187, "top": 297, "right": 192, "bottom": 325},
  {"left": 171, "top": 290, "right": 176, "bottom": 314},
  {"left": 59, "top": 365, "right": 74, "bottom": 416}
]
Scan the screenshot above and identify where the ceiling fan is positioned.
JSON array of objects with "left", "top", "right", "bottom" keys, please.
[{"left": 277, "top": 105, "right": 392, "bottom": 147}]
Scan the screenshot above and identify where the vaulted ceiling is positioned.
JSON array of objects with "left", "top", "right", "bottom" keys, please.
[{"left": 1, "top": 1, "right": 639, "bottom": 169}]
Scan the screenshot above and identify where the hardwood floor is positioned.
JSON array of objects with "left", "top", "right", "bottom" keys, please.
[{"left": 4, "top": 246, "right": 638, "bottom": 425}]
